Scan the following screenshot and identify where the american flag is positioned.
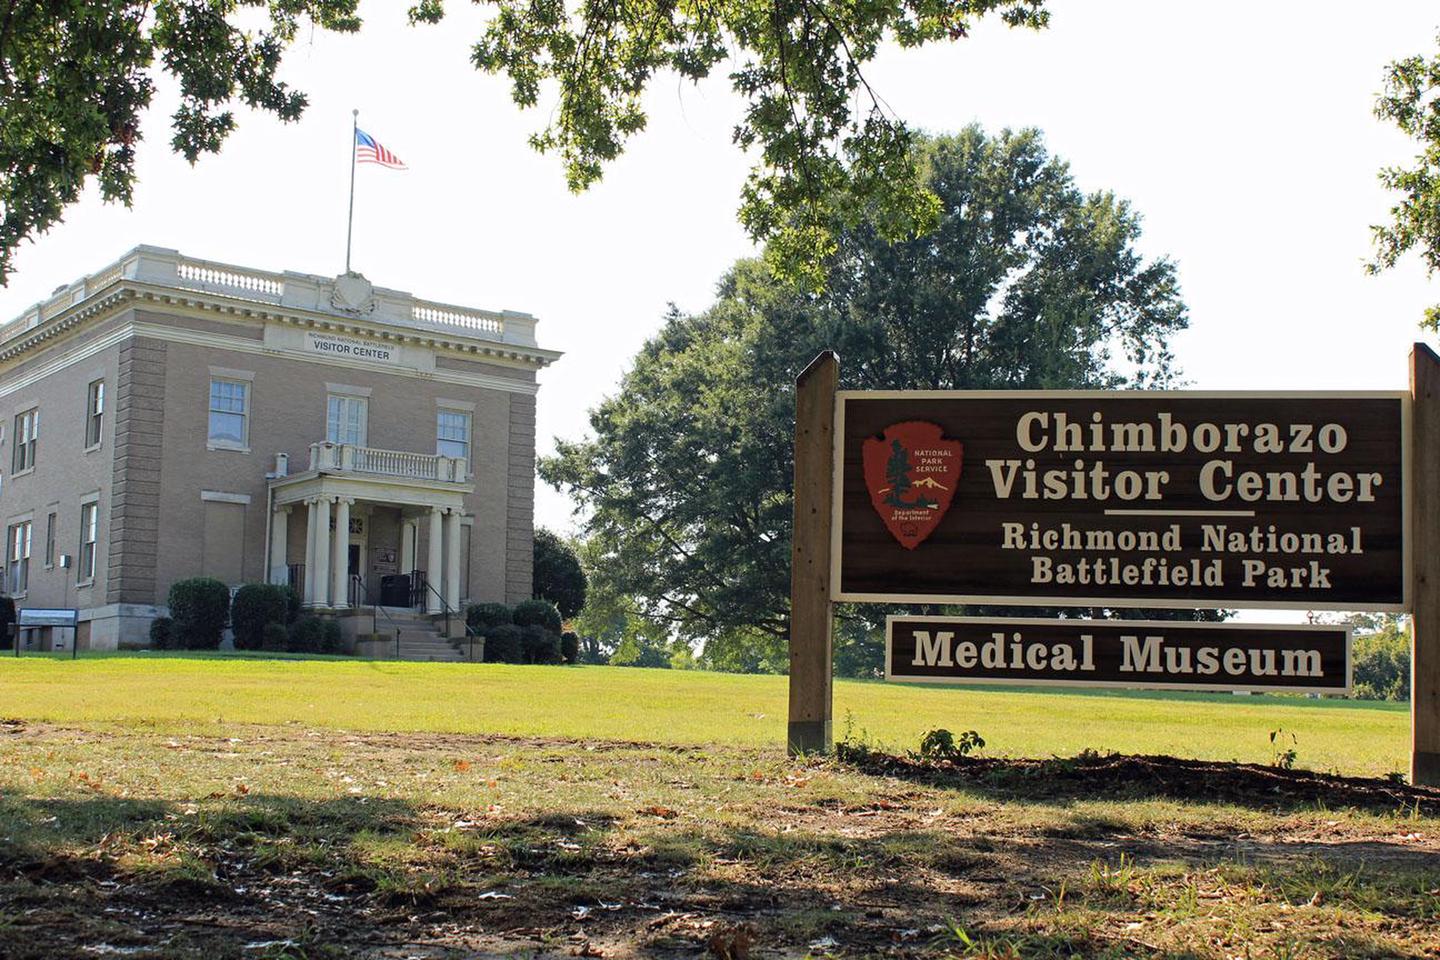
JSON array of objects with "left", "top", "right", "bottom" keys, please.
[{"left": 355, "top": 128, "right": 406, "bottom": 169}]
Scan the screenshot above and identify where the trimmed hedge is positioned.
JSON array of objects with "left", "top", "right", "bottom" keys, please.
[
  {"left": 513, "top": 599, "right": 562, "bottom": 634},
  {"left": 482, "top": 624, "right": 523, "bottom": 663},
  {"left": 231, "top": 583, "right": 299, "bottom": 651},
  {"left": 167, "top": 578, "right": 230, "bottom": 650},
  {"left": 521, "top": 624, "right": 562, "bottom": 665},
  {"left": 149, "top": 616, "right": 175, "bottom": 650},
  {"left": 320, "top": 619, "right": 344, "bottom": 655},
  {"left": 467, "top": 602, "right": 513, "bottom": 631},
  {"left": 287, "top": 616, "right": 325, "bottom": 654},
  {"left": 261, "top": 621, "right": 290, "bottom": 652}
]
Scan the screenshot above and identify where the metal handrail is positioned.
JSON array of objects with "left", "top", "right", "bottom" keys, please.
[
  {"left": 350, "top": 574, "right": 404, "bottom": 660},
  {"left": 420, "top": 579, "right": 479, "bottom": 662}
]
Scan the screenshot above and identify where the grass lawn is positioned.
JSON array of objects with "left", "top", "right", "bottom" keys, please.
[
  {"left": 0, "top": 655, "right": 1434, "bottom": 959},
  {"left": 0, "top": 653, "right": 1413, "bottom": 776}
]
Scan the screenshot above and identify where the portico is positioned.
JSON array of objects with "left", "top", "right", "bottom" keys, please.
[{"left": 268, "top": 440, "right": 473, "bottom": 613}]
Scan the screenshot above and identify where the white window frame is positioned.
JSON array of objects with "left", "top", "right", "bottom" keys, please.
[
  {"left": 85, "top": 379, "right": 105, "bottom": 450},
  {"left": 12, "top": 408, "right": 38, "bottom": 475},
  {"left": 207, "top": 377, "right": 251, "bottom": 451},
  {"left": 326, "top": 393, "right": 369, "bottom": 447},
  {"left": 7, "top": 519, "right": 32, "bottom": 596},
  {"left": 436, "top": 408, "right": 472, "bottom": 464},
  {"left": 78, "top": 497, "right": 99, "bottom": 585}
]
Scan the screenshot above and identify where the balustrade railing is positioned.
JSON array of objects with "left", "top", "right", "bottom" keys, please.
[
  {"left": 307, "top": 442, "right": 468, "bottom": 483},
  {"left": 2, "top": 246, "right": 541, "bottom": 348}
]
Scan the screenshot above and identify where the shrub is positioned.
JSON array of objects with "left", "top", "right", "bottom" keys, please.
[
  {"left": 231, "top": 583, "right": 299, "bottom": 651},
  {"left": 0, "top": 595, "right": 14, "bottom": 650},
  {"left": 320, "top": 619, "right": 344, "bottom": 655},
  {"left": 560, "top": 631, "right": 580, "bottom": 664},
  {"left": 261, "top": 621, "right": 289, "bottom": 652},
  {"left": 149, "top": 616, "right": 174, "bottom": 650},
  {"left": 287, "top": 616, "right": 325, "bottom": 654},
  {"left": 467, "top": 602, "right": 513, "bottom": 631},
  {"left": 167, "top": 577, "right": 230, "bottom": 650},
  {"left": 513, "top": 599, "right": 562, "bottom": 633},
  {"left": 521, "top": 624, "right": 562, "bottom": 664},
  {"left": 914, "top": 728, "right": 985, "bottom": 763},
  {"left": 482, "top": 624, "right": 524, "bottom": 663}
]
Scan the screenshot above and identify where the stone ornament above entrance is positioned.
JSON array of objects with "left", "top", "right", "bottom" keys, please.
[{"left": 330, "top": 272, "right": 378, "bottom": 316}]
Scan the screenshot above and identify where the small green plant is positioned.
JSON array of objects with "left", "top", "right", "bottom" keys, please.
[
  {"left": 1089, "top": 852, "right": 1137, "bottom": 899},
  {"left": 915, "top": 727, "right": 985, "bottom": 763},
  {"left": 1269, "top": 728, "right": 1299, "bottom": 770}
]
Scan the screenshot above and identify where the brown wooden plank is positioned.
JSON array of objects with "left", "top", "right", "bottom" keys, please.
[
  {"left": 1412, "top": 345, "right": 1440, "bottom": 785},
  {"left": 788, "top": 351, "right": 838, "bottom": 755}
]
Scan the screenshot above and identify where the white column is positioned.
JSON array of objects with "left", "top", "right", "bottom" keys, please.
[
  {"left": 313, "top": 496, "right": 332, "bottom": 608},
  {"left": 269, "top": 505, "right": 290, "bottom": 586},
  {"left": 331, "top": 496, "right": 352, "bottom": 608},
  {"left": 303, "top": 498, "right": 319, "bottom": 606},
  {"left": 444, "top": 509, "right": 462, "bottom": 612},
  {"left": 426, "top": 506, "right": 444, "bottom": 614},
  {"left": 400, "top": 518, "right": 416, "bottom": 575}
]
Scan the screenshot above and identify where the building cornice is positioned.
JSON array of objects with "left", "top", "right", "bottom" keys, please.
[{"left": 0, "top": 245, "right": 562, "bottom": 369}]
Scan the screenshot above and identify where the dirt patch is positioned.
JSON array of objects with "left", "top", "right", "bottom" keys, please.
[{"left": 837, "top": 743, "right": 1440, "bottom": 815}]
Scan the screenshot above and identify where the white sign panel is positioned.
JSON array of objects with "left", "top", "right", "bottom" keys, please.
[{"left": 304, "top": 331, "right": 398, "bottom": 366}]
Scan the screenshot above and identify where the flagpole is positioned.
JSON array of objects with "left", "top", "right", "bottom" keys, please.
[{"left": 345, "top": 108, "right": 358, "bottom": 274}]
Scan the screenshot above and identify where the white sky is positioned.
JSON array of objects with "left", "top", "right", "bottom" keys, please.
[{"left": 0, "top": 1, "right": 1435, "bottom": 624}]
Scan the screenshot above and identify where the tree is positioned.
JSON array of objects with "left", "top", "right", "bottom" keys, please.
[
  {"left": 3, "top": 0, "right": 1050, "bottom": 287},
  {"left": 410, "top": 0, "right": 1049, "bottom": 288},
  {"left": 0, "top": 0, "right": 362, "bottom": 283},
  {"left": 1371, "top": 32, "right": 1440, "bottom": 328},
  {"left": 542, "top": 126, "right": 1190, "bottom": 670},
  {"left": 533, "top": 528, "right": 588, "bottom": 618}
]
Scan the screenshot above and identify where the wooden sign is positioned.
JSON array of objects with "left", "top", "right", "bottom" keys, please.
[
  {"left": 887, "top": 616, "right": 1351, "bottom": 694},
  {"left": 834, "top": 393, "right": 1408, "bottom": 611}
]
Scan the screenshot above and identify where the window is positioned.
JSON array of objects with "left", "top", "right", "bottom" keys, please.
[
  {"left": 78, "top": 501, "right": 98, "bottom": 582},
  {"left": 6, "top": 521, "right": 31, "bottom": 595},
  {"left": 327, "top": 395, "right": 368, "bottom": 446},
  {"left": 12, "top": 408, "right": 37, "bottom": 473},
  {"left": 86, "top": 380, "right": 104, "bottom": 448},
  {"left": 208, "top": 379, "right": 249, "bottom": 447},
  {"left": 437, "top": 410, "right": 471, "bottom": 462},
  {"left": 44, "top": 511, "right": 55, "bottom": 568}
]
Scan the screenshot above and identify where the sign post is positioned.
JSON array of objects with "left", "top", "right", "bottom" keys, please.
[
  {"left": 1411, "top": 344, "right": 1439, "bottom": 786},
  {"left": 788, "top": 351, "right": 838, "bottom": 755}
]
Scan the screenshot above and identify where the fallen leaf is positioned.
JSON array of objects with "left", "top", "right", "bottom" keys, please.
[
  {"left": 454, "top": 760, "right": 471, "bottom": 773},
  {"left": 641, "top": 806, "right": 678, "bottom": 819}
]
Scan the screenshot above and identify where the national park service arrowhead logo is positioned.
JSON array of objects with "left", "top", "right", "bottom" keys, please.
[{"left": 862, "top": 421, "right": 963, "bottom": 550}]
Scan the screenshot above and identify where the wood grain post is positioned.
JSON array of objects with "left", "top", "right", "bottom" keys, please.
[
  {"left": 1412, "top": 343, "right": 1440, "bottom": 786},
  {"left": 789, "top": 350, "right": 839, "bottom": 756}
]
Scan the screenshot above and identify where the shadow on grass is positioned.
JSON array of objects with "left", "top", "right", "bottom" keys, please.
[{"left": 2, "top": 789, "right": 1436, "bottom": 960}]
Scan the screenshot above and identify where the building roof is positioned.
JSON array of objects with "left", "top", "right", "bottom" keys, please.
[{"left": 0, "top": 245, "right": 561, "bottom": 368}]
